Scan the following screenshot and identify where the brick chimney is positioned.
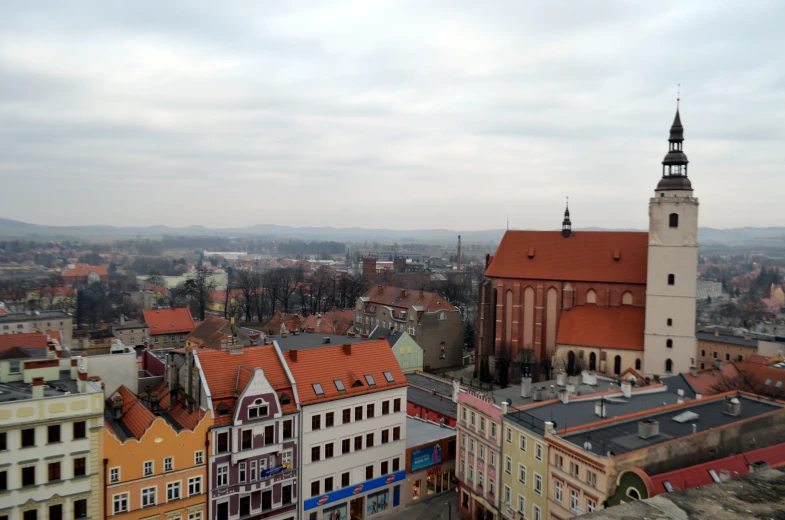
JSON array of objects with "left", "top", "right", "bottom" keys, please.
[
  {"left": 289, "top": 349, "right": 298, "bottom": 361},
  {"left": 32, "top": 377, "right": 45, "bottom": 399},
  {"left": 343, "top": 343, "right": 352, "bottom": 355}
]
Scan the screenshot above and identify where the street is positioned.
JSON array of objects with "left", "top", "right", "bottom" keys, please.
[{"left": 384, "top": 491, "right": 458, "bottom": 520}]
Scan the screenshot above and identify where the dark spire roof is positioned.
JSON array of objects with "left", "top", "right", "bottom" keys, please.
[
  {"left": 561, "top": 199, "right": 572, "bottom": 238},
  {"left": 658, "top": 106, "right": 692, "bottom": 191},
  {"left": 669, "top": 110, "right": 684, "bottom": 141}
]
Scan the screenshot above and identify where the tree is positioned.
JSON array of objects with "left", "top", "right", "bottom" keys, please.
[{"left": 184, "top": 266, "right": 216, "bottom": 321}]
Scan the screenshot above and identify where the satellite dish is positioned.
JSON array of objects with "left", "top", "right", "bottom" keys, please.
[{"left": 584, "top": 441, "right": 592, "bottom": 450}]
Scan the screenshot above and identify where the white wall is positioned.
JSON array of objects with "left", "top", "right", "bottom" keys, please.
[{"left": 84, "top": 349, "right": 139, "bottom": 396}]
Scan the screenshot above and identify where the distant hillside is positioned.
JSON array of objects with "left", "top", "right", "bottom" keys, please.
[{"left": 0, "top": 217, "right": 782, "bottom": 248}]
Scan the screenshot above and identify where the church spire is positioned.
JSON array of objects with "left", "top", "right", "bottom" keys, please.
[
  {"left": 561, "top": 197, "right": 572, "bottom": 238},
  {"left": 658, "top": 92, "right": 692, "bottom": 191}
]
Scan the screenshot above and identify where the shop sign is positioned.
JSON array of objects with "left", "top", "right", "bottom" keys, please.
[
  {"left": 304, "top": 470, "right": 406, "bottom": 510},
  {"left": 426, "top": 466, "right": 442, "bottom": 476},
  {"left": 411, "top": 443, "right": 443, "bottom": 471}
]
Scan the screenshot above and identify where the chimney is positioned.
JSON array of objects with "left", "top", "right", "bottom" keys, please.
[
  {"left": 749, "top": 461, "right": 770, "bottom": 474},
  {"left": 168, "top": 362, "right": 179, "bottom": 395},
  {"left": 621, "top": 381, "right": 632, "bottom": 398},
  {"left": 556, "top": 371, "right": 567, "bottom": 386},
  {"left": 322, "top": 336, "right": 331, "bottom": 344},
  {"left": 112, "top": 395, "right": 124, "bottom": 419},
  {"left": 689, "top": 366, "right": 698, "bottom": 377},
  {"left": 120, "top": 314, "right": 125, "bottom": 325},
  {"left": 723, "top": 396, "right": 742, "bottom": 416},
  {"left": 559, "top": 389, "right": 569, "bottom": 404},
  {"left": 520, "top": 377, "right": 533, "bottom": 398},
  {"left": 566, "top": 381, "right": 576, "bottom": 396},
  {"left": 377, "top": 285, "right": 384, "bottom": 296},
  {"left": 714, "top": 360, "right": 723, "bottom": 370},
  {"left": 594, "top": 400, "right": 606, "bottom": 418},
  {"left": 457, "top": 235, "right": 462, "bottom": 270},
  {"left": 191, "top": 366, "right": 201, "bottom": 407},
  {"left": 532, "top": 387, "right": 544, "bottom": 402},
  {"left": 150, "top": 391, "right": 161, "bottom": 412},
  {"left": 692, "top": 423, "right": 697, "bottom": 434},
  {"left": 547, "top": 385, "right": 556, "bottom": 400},
  {"left": 638, "top": 419, "right": 660, "bottom": 439},
  {"left": 501, "top": 400, "right": 509, "bottom": 414},
  {"left": 400, "top": 290, "right": 406, "bottom": 298},
  {"left": 289, "top": 349, "right": 298, "bottom": 362},
  {"left": 343, "top": 343, "right": 352, "bottom": 355},
  {"left": 677, "top": 389, "right": 684, "bottom": 397},
  {"left": 32, "top": 377, "right": 45, "bottom": 399},
  {"left": 452, "top": 380, "right": 460, "bottom": 403},
  {"left": 696, "top": 393, "right": 703, "bottom": 400}
]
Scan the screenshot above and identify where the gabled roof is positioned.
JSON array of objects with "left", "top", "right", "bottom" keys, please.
[
  {"left": 109, "top": 386, "right": 157, "bottom": 439},
  {"left": 300, "top": 307, "right": 354, "bottom": 335},
  {"left": 485, "top": 230, "right": 648, "bottom": 284},
  {"left": 196, "top": 345, "right": 296, "bottom": 424},
  {"left": 556, "top": 305, "right": 645, "bottom": 351},
  {"left": 187, "top": 315, "right": 250, "bottom": 350},
  {"left": 143, "top": 308, "right": 196, "bottom": 335},
  {"left": 282, "top": 339, "right": 406, "bottom": 405},
  {"left": 362, "top": 285, "right": 455, "bottom": 312},
  {"left": 150, "top": 380, "right": 206, "bottom": 431}
]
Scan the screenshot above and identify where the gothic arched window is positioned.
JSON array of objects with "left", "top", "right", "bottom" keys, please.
[{"left": 665, "top": 359, "right": 673, "bottom": 373}]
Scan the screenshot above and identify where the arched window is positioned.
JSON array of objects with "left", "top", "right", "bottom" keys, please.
[
  {"left": 635, "top": 359, "right": 641, "bottom": 370},
  {"left": 665, "top": 359, "right": 673, "bottom": 373},
  {"left": 669, "top": 213, "right": 679, "bottom": 228},
  {"left": 589, "top": 352, "right": 597, "bottom": 371},
  {"left": 666, "top": 339, "right": 673, "bottom": 348},
  {"left": 568, "top": 351, "right": 576, "bottom": 375},
  {"left": 586, "top": 289, "right": 597, "bottom": 304},
  {"left": 667, "top": 274, "right": 675, "bottom": 285},
  {"left": 621, "top": 292, "right": 633, "bottom": 305},
  {"left": 614, "top": 355, "right": 621, "bottom": 375}
]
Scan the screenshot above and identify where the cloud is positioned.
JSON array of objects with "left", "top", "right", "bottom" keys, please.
[{"left": 0, "top": 0, "right": 783, "bottom": 231}]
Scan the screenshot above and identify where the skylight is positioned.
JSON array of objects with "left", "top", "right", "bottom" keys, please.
[
  {"left": 334, "top": 379, "right": 346, "bottom": 392},
  {"left": 313, "top": 383, "right": 324, "bottom": 396},
  {"left": 365, "top": 374, "right": 376, "bottom": 386},
  {"left": 765, "top": 379, "right": 772, "bottom": 386},
  {"left": 383, "top": 371, "right": 394, "bottom": 383},
  {"left": 708, "top": 469, "right": 721, "bottom": 483},
  {"left": 663, "top": 481, "right": 674, "bottom": 493},
  {"left": 776, "top": 381, "right": 783, "bottom": 389}
]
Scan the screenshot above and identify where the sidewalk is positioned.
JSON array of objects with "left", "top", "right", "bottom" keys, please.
[{"left": 383, "top": 490, "right": 459, "bottom": 520}]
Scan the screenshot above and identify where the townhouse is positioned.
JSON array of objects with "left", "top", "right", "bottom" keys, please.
[
  {"left": 143, "top": 308, "right": 196, "bottom": 349},
  {"left": 103, "top": 384, "right": 210, "bottom": 520},
  {"left": 282, "top": 340, "right": 408, "bottom": 520},
  {"left": 0, "top": 334, "right": 103, "bottom": 520},
  {"left": 196, "top": 344, "right": 300, "bottom": 520}
]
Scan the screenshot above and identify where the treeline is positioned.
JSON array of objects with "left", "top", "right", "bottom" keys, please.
[{"left": 276, "top": 240, "right": 345, "bottom": 256}]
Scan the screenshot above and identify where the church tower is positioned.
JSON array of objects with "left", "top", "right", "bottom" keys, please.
[{"left": 643, "top": 107, "right": 699, "bottom": 376}]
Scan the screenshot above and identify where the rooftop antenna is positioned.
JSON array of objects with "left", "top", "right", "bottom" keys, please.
[{"left": 677, "top": 83, "right": 681, "bottom": 109}]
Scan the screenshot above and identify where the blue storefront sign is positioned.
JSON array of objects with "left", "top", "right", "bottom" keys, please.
[
  {"left": 304, "top": 470, "right": 406, "bottom": 510},
  {"left": 262, "top": 465, "right": 284, "bottom": 478},
  {"left": 411, "top": 443, "right": 442, "bottom": 471}
]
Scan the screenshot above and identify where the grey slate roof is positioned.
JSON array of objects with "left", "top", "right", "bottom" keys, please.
[
  {"left": 407, "top": 386, "right": 457, "bottom": 419},
  {"left": 272, "top": 333, "right": 375, "bottom": 352},
  {"left": 406, "top": 416, "right": 456, "bottom": 448},
  {"left": 696, "top": 332, "right": 757, "bottom": 347},
  {"left": 561, "top": 394, "right": 782, "bottom": 457},
  {"left": 405, "top": 372, "right": 454, "bottom": 396}
]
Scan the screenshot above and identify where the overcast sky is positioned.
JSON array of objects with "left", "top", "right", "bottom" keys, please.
[{"left": 1, "top": 1, "right": 783, "bottom": 231}]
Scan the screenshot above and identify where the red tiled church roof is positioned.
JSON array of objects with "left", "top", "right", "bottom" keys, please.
[
  {"left": 556, "top": 305, "right": 645, "bottom": 351},
  {"left": 362, "top": 285, "right": 455, "bottom": 312},
  {"left": 143, "top": 308, "right": 196, "bottom": 335},
  {"left": 282, "top": 340, "right": 406, "bottom": 405},
  {"left": 486, "top": 230, "right": 648, "bottom": 284}
]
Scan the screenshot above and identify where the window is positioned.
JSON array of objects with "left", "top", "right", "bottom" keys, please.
[
  {"left": 324, "top": 476, "right": 334, "bottom": 493},
  {"left": 342, "top": 408, "right": 351, "bottom": 424},
  {"left": 325, "top": 442, "right": 334, "bottom": 458},
  {"left": 217, "top": 465, "right": 228, "bottom": 487},
  {"left": 73, "top": 421, "right": 86, "bottom": 439},
  {"left": 668, "top": 274, "right": 675, "bottom": 285},
  {"left": 23, "top": 511, "right": 37, "bottom": 520},
  {"left": 195, "top": 451, "right": 204, "bottom": 465},
  {"left": 216, "top": 403, "right": 229, "bottom": 417},
  {"left": 504, "top": 485, "right": 511, "bottom": 504},
  {"left": 355, "top": 436, "right": 363, "bottom": 450},
  {"left": 113, "top": 493, "right": 129, "bottom": 514},
  {"left": 312, "top": 414, "right": 321, "bottom": 430},
  {"left": 470, "top": 439, "right": 475, "bottom": 453},
  {"left": 50, "top": 505, "right": 63, "bottom": 520},
  {"left": 365, "top": 465, "right": 374, "bottom": 480},
  {"left": 382, "top": 429, "right": 390, "bottom": 444},
  {"left": 669, "top": 213, "right": 679, "bottom": 228},
  {"left": 479, "top": 417, "right": 485, "bottom": 432},
  {"left": 570, "top": 489, "right": 579, "bottom": 511},
  {"left": 713, "top": 351, "right": 718, "bottom": 359},
  {"left": 666, "top": 339, "right": 673, "bottom": 348},
  {"left": 535, "top": 443, "right": 543, "bottom": 461},
  {"left": 462, "top": 407, "right": 467, "bottom": 422},
  {"left": 0, "top": 432, "right": 5, "bottom": 450},
  {"left": 587, "top": 498, "right": 597, "bottom": 513},
  {"left": 311, "top": 446, "right": 321, "bottom": 462},
  {"left": 239, "top": 462, "right": 246, "bottom": 483},
  {"left": 342, "top": 472, "right": 350, "bottom": 487},
  {"left": 667, "top": 318, "right": 673, "bottom": 326},
  {"left": 334, "top": 379, "right": 346, "bottom": 392},
  {"left": 393, "top": 426, "right": 401, "bottom": 441},
  {"left": 533, "top": 504, "right": 541, "bottom": 520},
  {"left": 9, "top": 359, "right": 21, "bottom": 373},
  {"left": 250, "top": 460, "right": 257, "bottom": 482},
  {"left": 22, "top": 428, "right": 35, "bottom": 448},
  {"left": 489, "top": 479, "right": 495, "bottom": 496},
  {"left": 74, "top": 499, "right": 88, "bottom": 520},
  {"left": 383, "top": 371, "right": 394, "bottom": 383},
  {"left": 366, "top": 433, "right": 374, "bottom": 447},
  {"left": 381, "top": 460, "right": 389, "bottom": 475},
  {"left": 505, "top": 456, "right": 512, "bottom": 474},
  {"left": 189, "top": 476, "right": 202, "bottom": 496},
  {"left": 491, "top": 422, "right": 497, "bottom": 438},
  {"left": 167, "top": 481, "right": 181, "bottom": 501},
  {"left": 164, "top": 457, "right": 174, "bottom": 472},
  {"left": 479, "top": 445, "right": 485, "bottom": 460},
  {"left": 325, "top": 411, "right": 335, "bottom": 427},
  {"left": 392, "top": 457, "right": 400, "bottom": 472},
  {"left": 518, "top": 495, "right": 525, "bottom": 515},
  {"left": 217, "top": 432, "right": 228, "bottom": 453},
  {"left": 382, "top": 401, "right": 390, "bottom": 415},
  {"left": 665, "top": 358, "right": 673, "bottom": 373},
  {"left": 519, "top": 434, "right": 527, "bottom": 451},
  {"left": 313, "top": 383, "right": 324, "bottom": 396},
  {"left": 142, "top": 486, "right": 157, "bottom": 507},
  {"left": 342, "top": 438, "right": 351, "bottom": 454},
  {"left": 45, "top": 461, "right": 60, "bottom": 482},
  {"left": 367, "top": 403, "right": 375, "bottom": 418},
  {"left": 110, "top": 467, "right": 120, "bottom": 483},
  {"left": 355, "top": 406, "right": 363, "bottom": 421},
  {"left": 74, "top": 457, "right": 86, "bottom": 477},
  {"left": 143, "top": 460, "right": 154, "bottom": 476},
  {"left": 283, "top": 419, "right": 293, "bottom": 439},
  {"left": 239, "top": 496, "right": 251, "bottom": 517},
  {"left": 554, "top": 453, "right": 563, "bottom": 469},
  {"left": 248, "top": 401, "right": 268, "bottom": 419},
  {"left": 471, "top": 412, "right": 476, "bottom": 427},
  {"left": 534, "top": 473, "right": 542, "bottom": 495},
  {"left": 518, "top": 464, "right": 526, "bottom": 484},
  {"left": 635, "top": 358, "right": 642, "bottom": 370},
  {"left": 586, "top": 469, "right": 597, "bottom": 487},
  {"left": 393, "top": 398, "right": 401, "bottom": 412},
  {"left": 365, "top": 374, "right": 376, "bottom": 386},
  {"left": 554, "top": 480, "right": 562, "bottom": 503},
  {"left": 264, "top": 424, "right": 274, "bottom": 444}
]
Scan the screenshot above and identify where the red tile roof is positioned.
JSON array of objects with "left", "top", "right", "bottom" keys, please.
[
  {"left": 262, "top": 311, "right": 306, "bottom": 334},
  {"left": 151, "top": 381, "right": 206, "bottom": 430},
  {"left": 682, "top": 363, "right": 743, "bottom": 395},
  {"left": 300, "top": 307, "right": 354, "bottom": 335},
  {"left": 747, "top": 354, "right": 770, "bottom": 365},
  {"left": 282, "top": 340, "right": 406, "bottom": 405},
  {"left": 187, "top": 315, "right": 234, "bottom": 349},
  {"left": 362, "top": 285, "right": 455, "bottom": 312},
  {"left": 556, "top": 305, "right": 645, "bottom": 351},
  {"left": 196, "top": 345, "right": 296, "bottom": 422},
  {"left": 111, "top": 386, "right": 157, "bottom": 439},
  {"left": 143, "top": 308, "right": 196, "bottom": 335},
  {"left": 485, "top": 230, "right": 648, "bottom": 284},
  {"left": 209, "top": 289, "right": 245, "bottom": 304},
  {"left": 0, "top": 332, "right": 50, "bottom": 352},
  {"left": 62, "top": 263, "right": 108, "bottom": 278}
]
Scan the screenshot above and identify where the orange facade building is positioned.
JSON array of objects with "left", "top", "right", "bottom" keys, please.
[{"left": 103, "top": 383, "right": 211, "bottom": 520}]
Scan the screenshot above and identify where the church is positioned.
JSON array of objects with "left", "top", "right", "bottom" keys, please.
[{"left": 476, "top": 108, "right": 699, "bottom": 381}]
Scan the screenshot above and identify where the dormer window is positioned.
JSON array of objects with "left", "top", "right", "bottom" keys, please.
[
  {"left": 351, "top": 380, "right": 364, "bottom": 388},
  {"left": 280, "top": 393, "right": 291, "bottom": 406},
  {"left": 248, "top": 399, "right": 268, "bottom": 419},
  {"left": 217, "top": 403, "right": 230, "bottom": 417}
]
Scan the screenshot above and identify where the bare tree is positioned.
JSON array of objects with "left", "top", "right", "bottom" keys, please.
[{"left": 184, "top": 265, "right": 217, "bottom": 321}]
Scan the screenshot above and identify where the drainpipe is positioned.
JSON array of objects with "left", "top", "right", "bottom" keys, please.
[
  {"left": 103, "top": 458, "right": 108, "bottom": 520},
  {"left": 205, "top": 436, "right": 211, "bottom": 520},
  {"left": 297, "top": 409, "right": 303, "bottom": 520}
]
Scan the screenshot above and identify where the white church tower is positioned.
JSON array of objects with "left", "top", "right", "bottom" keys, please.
[{"left": 643, "top": 107, "right": 699, "bottom": 376}]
